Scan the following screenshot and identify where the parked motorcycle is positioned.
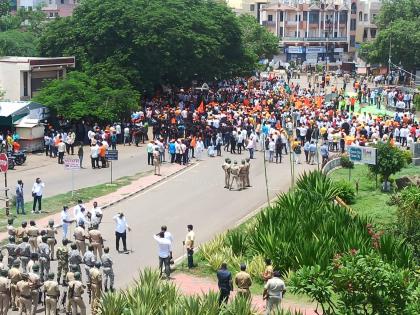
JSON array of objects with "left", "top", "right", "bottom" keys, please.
[
  {"left": 7, "top": 156, "right": 15, "bottom": 170},
  {"left": 7, "top": 150, "right": 26, "bottom": 166}
]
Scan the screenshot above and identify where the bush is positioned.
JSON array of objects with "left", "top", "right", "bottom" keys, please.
[
  {"left": 340, "top": 155, "right": 354, "bottom": 169},
  {"left": 401, "top": 149, "right": 413, "bottom": 165},
  {"left": 334, "top": 180, "right": 356, "bottom": 204}
]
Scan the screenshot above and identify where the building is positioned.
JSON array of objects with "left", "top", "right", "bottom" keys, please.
[
  {"left": 0, "top": 56, "right": 75, "bottom": 101},
  {"left": 226, "top": 0, "right": 270, "bottom": 23},
  {"left": 258, "top": 0, "right": 381, "bottom": 64},
  {"left": 16, "top": 0, "right": 78, "bottom": 18}
]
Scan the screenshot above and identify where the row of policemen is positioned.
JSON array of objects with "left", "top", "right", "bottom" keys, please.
[
  {"left": 1, "top": 216, "right": 114, "bottom": 315},
  {"left": 222, "top": 158, "right": 251, "bottom": 190}
]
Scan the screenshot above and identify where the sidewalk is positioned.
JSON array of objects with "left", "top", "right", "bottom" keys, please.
[
  {"left": 173, "top": 273, "right": 318, "bottom": 315},
  {"left": 0, "top": 163, "right": 187, "bottom": 242}
]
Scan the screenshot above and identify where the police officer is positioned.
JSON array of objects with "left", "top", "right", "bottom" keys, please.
[
  {"left": 28, "top": 264, "right": 42, "bottom": 315},
  {"left": 16, "top": 236, "right": 31, "bottom": 272},
  {"left": 0, "top": 268, "right": 10, "bottom": 315},
  {"left": 46, "top": 220, "right": 57, "bottom": 260},
  {"left": 7, "top": 218, "right": 16, "bottom": 237},
  {"left": 101, "top": 247, "right": 114, "bottom": 292},
  {"left": 245, "top": 158, "right": 251, "bottom": 187},
  {"left": 239, "top": 160, "right": 247, "bottom": 190},
  {"left": 61, "top": 265, "right": 79, "bottom": 314},
  {"left": 83, "top": 245, "right": 95, "bottom": 300},
  {"left": 26, "top": 221, "right": 39, "bottom": 253},
  {"left": 68, "top": 272, "right": 86, "bottom": 315},
  {"left": 88, "top": 224, "right": 103, "bottom": 260},
  {"left": 68, "top": 243, "right": 82, "bottom": 275},
  {"left": 16, "top": 221, "right": 28, "bottom": 245},
  {"left": 74, "top": 222, "right": 87, "bottom": 255},
  {"left": 56, "top": 239, "right": 69, "bottom": 285},
  {"left": 43, "top": 272, "right": 59, "bottom": 315},
  {"left": 38, "top": 236, "right": 50, "bottom": 281},
  {"left": 222, "top": 158, "right": 231, "bottom": 188},
  {"left": 229, "top": 161, "right": 240, "bottom": 190},
  {"left": 234, "top": 264, "right": 252, "bottom": 299},
  {"left": 89, "top": 261, "right": 102, "bottom": 314},
  {"left": 16, "top": 273, "right": 32, "bottom": 315},
  {"left": 8, "top": 260, "right": 21, "bottom": 310},
  {"left": 4, "top": 236, "right": 17, "bottom": 268}
]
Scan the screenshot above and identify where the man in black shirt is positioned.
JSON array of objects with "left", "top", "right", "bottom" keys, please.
[{"left": 216, "top": 263, "right": 232, "bottom": 305}]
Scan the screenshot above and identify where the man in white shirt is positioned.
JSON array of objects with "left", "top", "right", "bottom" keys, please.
[
  {"left": 31, "top": 178, "right": 45, "bottom": 213},
  {"left": 61, "top": 206, "right": 74, "bottom": 240},
  {"left": 57, "top": 139, "right": 66, "bottom": 164},
  {"left": 113, "top": 213, "right": 131, "bottom": 253},
  {"left": 263, "top": 270, "right": 286, "bottom": 315},
  {"left": 73, "top": 200, "right": 84, "bottom": 219},
  {"left": 90, "top": 201, "right": 103, "bottom": 227},
  {"left": 153, "top": 231, "right": 172, "bottom": 278},
  {"left": 90, "top": 143, "right": 100, "bottom": 169}
]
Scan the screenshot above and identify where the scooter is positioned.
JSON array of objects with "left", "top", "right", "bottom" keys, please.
[{"left": 7, "top": 150, "right": 26, "bottom": 166}]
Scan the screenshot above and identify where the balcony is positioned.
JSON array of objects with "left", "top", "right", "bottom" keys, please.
[
  {"left": 262, "top": 20, "right": 276, "bottom": 26},
  {"left": 282, "top": 36, "right": 348, "bottom": 43}
]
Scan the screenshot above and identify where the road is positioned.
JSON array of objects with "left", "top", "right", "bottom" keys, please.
[{"left": 6, "top": 144, "right": 151, "bottom": 201}]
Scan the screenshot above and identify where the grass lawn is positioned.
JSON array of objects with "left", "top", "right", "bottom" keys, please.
[
  {"left": 329, "top": 164, "right": 419, "bottom": 227},
  {"left": 0, "top": 170, "right": 153, "bottom": 233}
]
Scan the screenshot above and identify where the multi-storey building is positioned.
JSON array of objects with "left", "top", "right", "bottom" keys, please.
[
  {"left": 16, "top": 0, "right": 78, "bottom": 18},
  {"left": 226, "top": 0, "right": 270, "bottom": 23},
  {"left": 254, "top": 0, "right": 380, "bottom": 63}
]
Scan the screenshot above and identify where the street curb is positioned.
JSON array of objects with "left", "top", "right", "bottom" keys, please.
[{"left": 38, "top": 163, "right": 193, "bottom": 231}]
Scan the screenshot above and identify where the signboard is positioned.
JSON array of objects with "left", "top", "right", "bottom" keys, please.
[
  {"left": 64, "top": 157, "right": 80, "bottom": 170},
  {"left": 106, "top": 150, "right": 119, "bottom": 161},
  {"left": 348, "top": 146, "right": 377, "bottom": 165},
  {"left": 306, "top": 46, "right": 325, "bottom": 53},
  {"left": 0, "top": 153, "right": 7, "bottom": 173},
  {"left": 287, "top": 46, "right": 304, "bottom": 54},
  {"left": 334, "top": 47, "right": 344, "bottom": 53}
]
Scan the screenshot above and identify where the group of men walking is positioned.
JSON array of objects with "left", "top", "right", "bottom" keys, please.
[{"left": 1, "top": 204, "right": 115, "bottom": 315}]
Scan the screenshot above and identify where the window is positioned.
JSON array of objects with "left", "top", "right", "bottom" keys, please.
[
  {"left": 350, "top": 18, "right": 356, "bottom": 31},
  {"left": 370, "top": 29, "right": 376, "bottom": 38},
  {"left": 268, "top": 14, "right": 273, "bottom": 22},
  {"left": 364, "top": 14, "right": 368, "bottom": 21},
  {"left": 250, "top": 4, "right": 255, "bottom": 11},
  {"left": 363, "top": 30, "right": 368, "bottom": 39},
  {"left": 309, "top": 12, "right": 319, "bottom": 23},
  {"left": 372, "top": 13, "right": 377, "bottom": 21},
  {"left": 23, "top": 72, "right": 28, "bottom": 97},
  {"left": 303, "top": 11, "right": 307, "bottom": 21},
  {"left": 339, "top": 11, "right": 347, "bottom": 23},
  {"left": 350, "top": 35, "right": 356, "bottom": 47},
  {"left": 49, "top": 12, "right": 53, "bottom": 17},
  {"left": 359, "top": 11, "right": 362, "bottom": 21},
  {"left": 351, "top": 3, "right": 357, "bottom": 14}
]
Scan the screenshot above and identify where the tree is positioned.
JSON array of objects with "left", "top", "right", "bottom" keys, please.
[
  {"left": 238, "top": 14, "right": 279, "bottom": 68},
  {"left": 368, "top": 141, "right": 406, "bottom": 190},
  {"left": 33, "top": 70, "right": 140, "bottom": 122},
  {"left": 359, "top": 0, "right": 420, "bottom": 71},
  {"left": 0, "top": 30, "right": 38, "bottom": 56},
  {"left": 39, "top": 0, "right": 268, "bottom": 91}
]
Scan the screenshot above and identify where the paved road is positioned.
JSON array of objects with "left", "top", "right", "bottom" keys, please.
[
  {"left": 7, "top": 144, "right": 151, "bottom": 201},
  {"left": 91, "top": 149, "right": 315, "bottom": 288}
]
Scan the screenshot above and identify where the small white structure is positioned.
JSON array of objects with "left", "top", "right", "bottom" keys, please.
[
  {"left": 14, "top": 117, "right": 45, "bottom": 152},
  {"left": 0, "top": 56, "right": 75, "bottom": 101}
]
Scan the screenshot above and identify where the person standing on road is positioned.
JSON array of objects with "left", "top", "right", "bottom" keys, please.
[
  {"left": 184, "top": 224, "right": 195, "bottom": 269},
  {"left": 153, "top": 147, "right": 161, "bottom": 176},
  {"left": 153, "top": 231, "right": 171, "bottom": 279},
  {"left": 113, "top": 213, "right": 130, "bottom": 253},
  {"left": 61, "top": 206, "right": 74, "bottom": 240},
  {"left": 217, "top": 262, "right": 232, "bottom": 305},
  {"left": 78, "top": 143, "right": 84, "bottom": 169},
  {"left": 101, "top": 247, "right": 114, "bottom": 292},
  {"left": 31, "top": 178, "right": 44, "bottom": 214},
  {"left": 263, "top": 270, "right": 286, "bottom": 315},
  {"left": 90, "top": 143, "right": 100, "bottom": 169},
  {"left": 16, "top": 179, "right": 25, "bottom": 215},
  {"left": 57, "top": 139, "right": 66, "bottom": 164},
  {"left": 235, "top": 264, "right": 252, "bottom": 299}
]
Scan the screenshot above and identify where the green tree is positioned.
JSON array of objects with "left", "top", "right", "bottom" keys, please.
[
  {"left": 0, "top": 30, "right": 38, "bottom": 56},
  {"left": 33, "top": 70, "right": 140, "bottom": 122},
  {"left": 39, "top": 0, "right": 266, "bottom": 91},
  {"left": 238, "top": 14, "right": 279, "bottom": 68},
  {"left": 368, "top": 141, "right": 406, "bottom": 190},
  {"left": 0, "top": 0, "right": 10, "bottom": 16},
  {"left": 359, "top": 0, "right": 420, "bottom": 71}
]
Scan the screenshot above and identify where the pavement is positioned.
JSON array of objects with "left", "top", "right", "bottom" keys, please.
[{"left": 173, "top": 273, "right": 318, "bottom": 315}]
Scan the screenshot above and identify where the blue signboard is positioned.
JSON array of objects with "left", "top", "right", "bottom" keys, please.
[{"left": 106, "top": 150, "right": 118, "bottom": 161}]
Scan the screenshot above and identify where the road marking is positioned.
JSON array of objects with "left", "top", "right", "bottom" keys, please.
[{"left": 127, "top": 163, "right": 201, "bottom": 201}]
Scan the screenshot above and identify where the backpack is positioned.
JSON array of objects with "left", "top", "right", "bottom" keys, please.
[{"left": 294, "top": 145, "right": 301, "bottom": 154}]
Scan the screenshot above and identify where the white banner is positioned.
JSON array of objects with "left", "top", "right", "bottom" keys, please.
[{"left": 64, "top": 157, "right": 81, "bottom": 170}]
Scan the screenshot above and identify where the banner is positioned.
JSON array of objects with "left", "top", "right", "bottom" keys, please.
[{"left": 347, "top": 146, "right": 377, "bottom": 165}]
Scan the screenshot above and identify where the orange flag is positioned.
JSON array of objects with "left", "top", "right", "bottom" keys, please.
[{"left": 197, "top": 101, "right": 204, "bottom": 113}]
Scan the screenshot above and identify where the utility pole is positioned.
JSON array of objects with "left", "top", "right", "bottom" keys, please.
[{"left": 388, "top": 37, "right": 392, "bottom": 75}]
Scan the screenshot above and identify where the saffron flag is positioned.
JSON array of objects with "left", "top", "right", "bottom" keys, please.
[{"left": 197, "top": 101, "right": 204, "bottom": 113}]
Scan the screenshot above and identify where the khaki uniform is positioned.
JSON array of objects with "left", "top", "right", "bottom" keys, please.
[
  {"left": 234, "top": 271, "right": 252, "bottom": 299},
  {"left": 56, "top": 246, "right": 69, "bottom": 283},
  {"left": 239, "top": 163, "right": 247, "bottom": 189},
  {"left": 88, "top": 229, "right": 103, "bottom": 260},
  {"left": 28, "top": 273, "right": 41, "bottom": 315},
  {"left": 89, "top": 267, "right": 102, "bottom": 314},
  {"left": 74, "top": 227, "right": 87, "bottom": 256},
  {"left": 26, "top": 226, "right": 39, "bottom": 253},
  {"left": 0, "top": 276, "right": 10, "bottom": 315},
  {"left": 15, "top": 227, "right": 27, "bottom": 245},
  {"left": 65, "top": 271, "right": 75, "bottom": 314},
  {"left": 16, "top": 280, "right": 31, "bottom": 315},
  {"left": 244, "top": 161, "right": 251, "bottom": 187},
  {"left": 229, "top": 164, "right": 240, "bottom": 190},
  {"left": 46, "top": 227, "right": 57, "bottom": 260},
  {"left": 222, "top": 162, "right": 231, "bottom": 188},
  {"left": 38, "top": 243, "right": 50, "bottom": 281},
  {"left": 153, "top": 150, "right": 160, "bottom": 175},
  {"left": 8, "top": 267, "right": 21, "bottom": 309},
  {"left": 68, "top": 280, "right": 86, "bottom": 315},
  {"left": 44, "top": 280, "right": 60, "bottom": 315}
]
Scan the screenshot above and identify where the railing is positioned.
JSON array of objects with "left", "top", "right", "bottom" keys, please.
[
  {"left": 322, "top": 156, "right": 342, "bottom": 174},
  {"left": 262, "top": 20, "right": 276, "bottom": 26},
  {"left": 282, "top": 36, "right": 348, "bottom": 42}
]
